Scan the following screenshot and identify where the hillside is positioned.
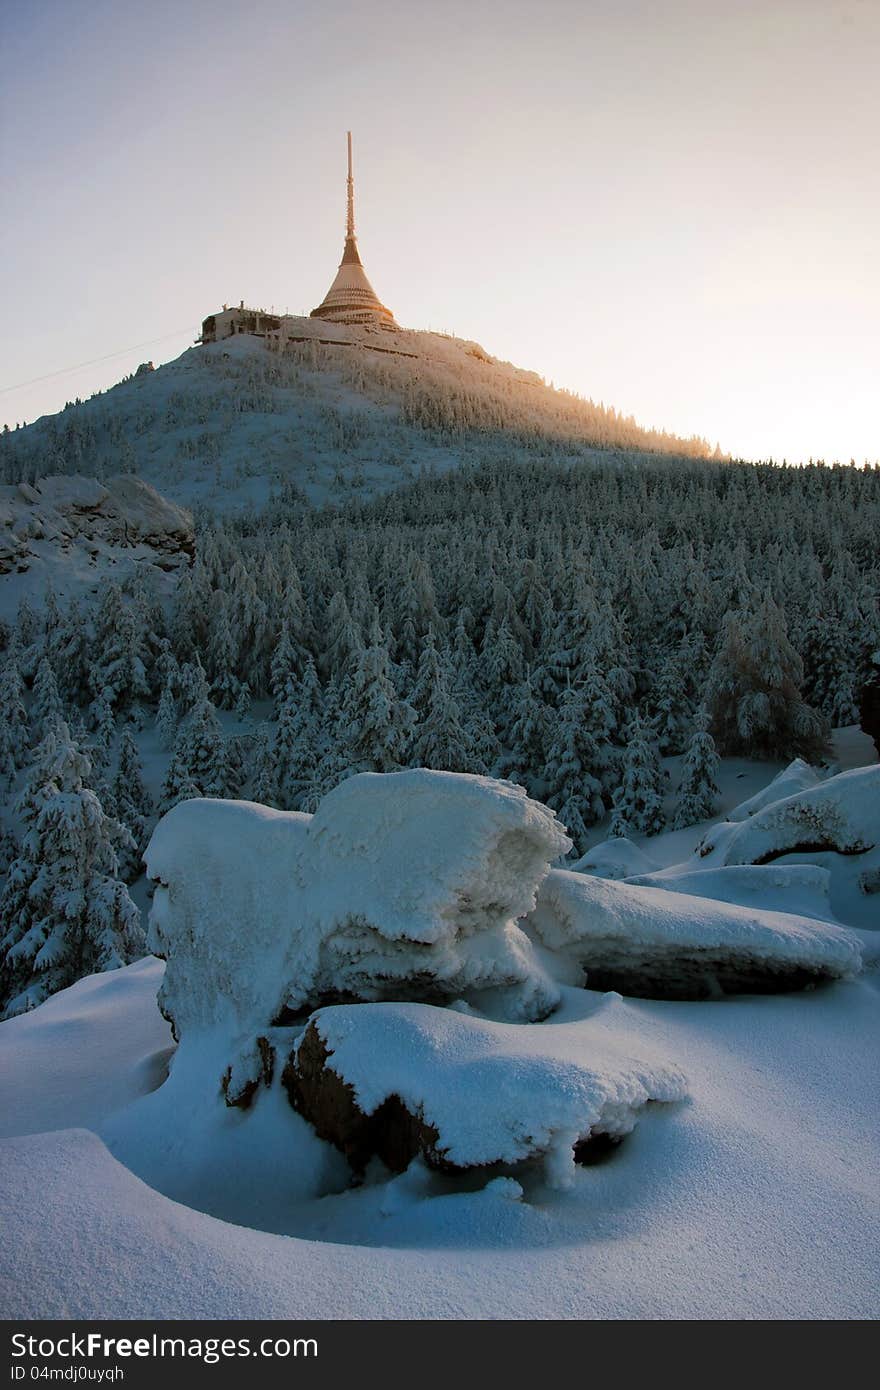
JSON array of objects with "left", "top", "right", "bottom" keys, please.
[{"left": 0, "top": 321, "right": 720, "bottom": 514}]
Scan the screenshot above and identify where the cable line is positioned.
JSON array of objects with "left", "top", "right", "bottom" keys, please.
[{"left": 0, "top": 326, "right": 198, "bottom": 396}]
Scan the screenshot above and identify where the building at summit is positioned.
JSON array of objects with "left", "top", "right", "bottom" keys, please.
[{"left": 200, "top": 134, "right": 397, "bottom": 345}]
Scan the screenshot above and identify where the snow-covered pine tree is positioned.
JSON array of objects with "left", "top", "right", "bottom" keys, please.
[
  {"left": 0, "top": 650, "right": 28, "bottom": 788},
  {"left": 155, "top": 674, "right": 178, "bottom": 750},
  {"left": 31, "top": 656, "right": 63, "bottom": 745},
  {"left": 176, "top": 656, "right": 210, "bottom": 717},
  {"left": 110, "top": 725, "right": 153, "bottom": 882},
  {"left": 410, "top": 632, "right": 476, "bottom": 772},
  {"left": 342, "top": 622, "right": 415, "bottom": 774},
  {"left": 609, "top": 714, "right": 666, "bottom": 837},
  {"left": 88, "top": 686, "right": 116, "bottom": 770},
  {"left": 542, "top": 682, "right": 606, "bottom": 850},
  {"left": 498, "top": 673, "right": 548, "bottom": 793},
  {"left": 673, "top": 710, "right": 722, "bottom": 828},
  {"left": 263, "top": 659, "right": 323, "bottom": 809},
  {"left": 706, "top": 598, "right": 830, "bottom": 760},
  {"left": 161, "top": 697, "right": 229, "bottom": 811},
  {"left": 0, "top": 721, "right": 143, "bottom": 1019}
]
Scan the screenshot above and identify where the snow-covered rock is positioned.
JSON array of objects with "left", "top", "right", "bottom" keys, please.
[
  {"left": 299, "top": 771, "right": 570, "bottom": 1023},
  {"left": 0, "top": 473, "right": 194, "bottom": 619},
  {"left": 726, "top": 758, "right": 827, "bottom": 822},
  {"left": 145, "top": 773, "right": 571, "bottom": 1096},
  {"left": 527, "top": 868, "right": 862, "bottom": 1000},
  {"left": 569, "top": 836, "right": 658, "bottom": 880},
  {"left": 0, "top": 473, "right": 193, "bottom": 573},
  {"left": 700, "top": 764, "right": 880, "bottom": 867},
  {"left": 284, "top": 999, "right": 686, "bottom": 1182},
  {"left": 625, "top": 864, "right": 835, "bottom": 922}
]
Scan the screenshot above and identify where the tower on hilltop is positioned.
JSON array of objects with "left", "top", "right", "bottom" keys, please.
[{"left": 310, "top": 132, "right": 398, "bottom": 329}]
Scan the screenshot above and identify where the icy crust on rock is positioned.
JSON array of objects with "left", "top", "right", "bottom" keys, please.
[
  {"left": 527, "top": 869, "right": 862, "bottom": 1000},
  {"left": 727, "top": 759, "right": 827, "bottom": 822},
  {"left": 292, "top": 999, "right": 686, "bottom": 1179},
  {"left": 700, "top": 765, "right": 880, "bottom": 867},
  {"left": 299, "top": 771, "right": 570, "bottom": 1021},
  {"left": 145, "top": 772, "right": 572, "bottom": 1061}
]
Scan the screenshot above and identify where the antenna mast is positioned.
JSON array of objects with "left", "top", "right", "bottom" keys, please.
[{"left": 346, "top": 131, "right": 355, "bottom": 239}]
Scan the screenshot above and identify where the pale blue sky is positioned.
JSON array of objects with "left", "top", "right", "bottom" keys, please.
[{"left": 2, "top": 0, "right": 878, "bottom": 461}]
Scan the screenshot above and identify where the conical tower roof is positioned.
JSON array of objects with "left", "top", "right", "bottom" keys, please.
[{"left": 311, "top": 133, "right": 397, "bottom": 329}]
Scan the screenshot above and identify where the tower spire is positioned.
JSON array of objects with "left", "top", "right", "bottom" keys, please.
[
  {"left": 346, "top": 130, "right": 355, "bottom": 239},
  {"left": 311, "top": 132, "right": 398, "bottom": 329}
]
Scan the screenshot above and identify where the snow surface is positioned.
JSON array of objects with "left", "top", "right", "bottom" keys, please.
[{"left": 1, "top": 959, "right": 878, "bottom": 1319}]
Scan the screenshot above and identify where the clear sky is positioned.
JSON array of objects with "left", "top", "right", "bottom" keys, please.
[{"left": 2, "top": 0, "right": 878, "bottom": 462}]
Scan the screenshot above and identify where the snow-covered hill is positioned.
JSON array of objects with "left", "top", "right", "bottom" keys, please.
[{"left": 0, "top": 323, "right": 719, "bottom": 515}]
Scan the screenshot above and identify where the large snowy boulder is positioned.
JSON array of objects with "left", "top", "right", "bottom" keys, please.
[
  {"left": 527, "top": 868, "right": 862, "bottom": 1000},
  {"left": 145, "top": 774, "right": 571, "bottom": 1099},
  {"left": 297, "top": 771, "right": 570, "bottom": 1023},
  {"left": 699, "top": 765, "right": 879, "bottom": 867},
  {"left": 283, "top": 1000, "right": 686, "bottom": 1182}
]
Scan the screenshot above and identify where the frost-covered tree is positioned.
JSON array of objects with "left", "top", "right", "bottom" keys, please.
[
  {"left": 88, "top": 686, "right": 116, "bottom": 771},
  {"left": 155, "top": 674, "right": 178, "bottom": 750},
  {"left": 31, "top": 656, "right": 63, "bottom": 744},
  {"left": 110, "top": 726, "right": 153, "bottom": 881},
  {"left": 262, "top": 659, "right": 323, "bottom": 808},
  {"left": 0, "top": 651, "right": 28, "bottom": 788},
  {"left": 543, "top": 682, "right": 606, "bottom": 848},
  {"left": 343, "top": 625, "right": 415, "bottom": 773},
  {"left": 707, "top": 599, "right": 830, "bottom": 760},
  {"left": 177, "top": 656, "right": 210, "bottom": 718},
  {"left": 0, "top": 722, "right": 143, "bottom": 1019},
  {"left": 161, "top": 698, "right": 230, "bottom": 810},
  {"left": 410, "top": 633, "right": 476, "bottom": 772},
  {"left": 610, "top": 715, "right": 666, "bottom": 837},
  {"left": 673, "top": 711, "right": 721, "bottom": 829}
]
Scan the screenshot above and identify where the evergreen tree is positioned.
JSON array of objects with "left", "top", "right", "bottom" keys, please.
[
  {"left": 0, "top": 722, "right": 143, "bottom": 1019},
  {"left": 673, "top": 711, "right": 722, "bottom": 829},
  {"left": 31, "top": 656, "right": 63, "bottom": 744},
  {"left": 707, "top": 599, "right": 830, "bottom": 760},
  {"left": 610, "top": 715, "right": 666, "bottom": 837},
  {"left": 155, "top": 675, "right": 178, "bottom": 750},
  {"left": 110, "top": 726, "right": 153, "bottom": 881},
  {"left": 343, "top": 624, "right": 415, "bottom": 773},
  {"left": 543, "top": 682, "right": 606, "bottom": 848},
  {"left": 0, "top": 651, "right": 28, "bottom": 788},
  {"left": 161, "top": 698, "right": 229, "bottom": 810}
]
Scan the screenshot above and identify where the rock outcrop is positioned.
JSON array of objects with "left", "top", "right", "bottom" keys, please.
[
  {"left": 0, "top": 473, "right": 193, "bottom": 576},
  {"left": 283, "top": 1000, "right": 686, "bottom": 1181}
]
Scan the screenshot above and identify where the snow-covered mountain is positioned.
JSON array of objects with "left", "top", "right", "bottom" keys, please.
[{"left": 0, "top": 321, "right": 720, "bottom": 515}]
